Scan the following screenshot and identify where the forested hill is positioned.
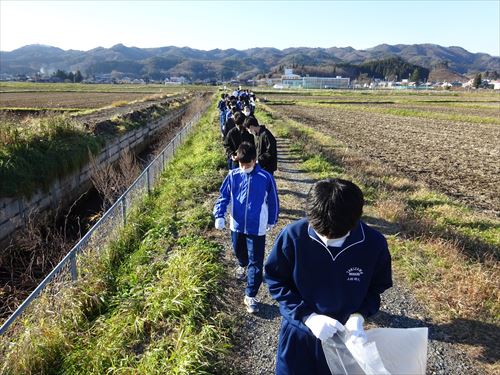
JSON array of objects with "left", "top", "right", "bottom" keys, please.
[{"left": 1, "top": 43, "right": 498, "bottom": 81}]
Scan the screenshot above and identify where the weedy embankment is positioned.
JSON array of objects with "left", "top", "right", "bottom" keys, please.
[
  {"left": 0, "top": 95, "right": 189, "bottom": 198},
  {"left": 1, "top": 104, "right": 232, "bottom": 374}
]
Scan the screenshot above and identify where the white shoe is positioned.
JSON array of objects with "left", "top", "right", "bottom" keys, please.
[
  {"left": 235, "top": 266, "right": 246, "bottom": 280},
  {"left": 244, "top": 295, "right": 259, "bottom": 314}
]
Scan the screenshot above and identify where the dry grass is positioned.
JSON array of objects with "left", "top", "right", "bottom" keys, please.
[
  {"left": 0, "top": 205, "right": 77, "bottom": 322},
  {"left": 110, "top": 100, "right": 129, "bottom": 107},
  {"left": 372, "top": 198, "right": 407, "bottom": 224},
  {"left": 90, "top": 149, "right": 140, "bottom": 209}
]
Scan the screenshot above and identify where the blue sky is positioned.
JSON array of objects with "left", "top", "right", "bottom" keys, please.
[{"left": 1, "top": 0, "right": 499, "bottom": 56}]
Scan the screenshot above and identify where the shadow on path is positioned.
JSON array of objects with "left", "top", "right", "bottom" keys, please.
[
  {"left": 278, "top": 175, "right": 318, "bottom": 185},
  {"left": 279, "top": 189, "right": 308, "bottom": 200},
  {"left": 255, "top": 302, "right": 281, "bottom": 321},
  {"left": 362, "top": 215, "right": 402, "bottom": 236}
]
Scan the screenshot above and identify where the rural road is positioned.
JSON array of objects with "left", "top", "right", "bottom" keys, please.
[{"left": 216, "top": 137, "right": 484, "bottom": 374}]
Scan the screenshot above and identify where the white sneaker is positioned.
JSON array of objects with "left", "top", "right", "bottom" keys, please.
[
  {"left": 244, "top": 295, "right": 259, "bottom": 314},
  {"left": 235, "top": 266, "right": 246, "bottom": 280}
]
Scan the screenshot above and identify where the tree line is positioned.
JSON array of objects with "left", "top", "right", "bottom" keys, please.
[
  {"left": 52, "top": 69, "right": 84, "bottom": 82},
  {"left": 267, "top": 57, "right": 431, "bottom": 83}
]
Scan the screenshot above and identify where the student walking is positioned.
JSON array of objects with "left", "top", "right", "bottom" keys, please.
[
  {"left": 214, "top": 142, "right": 279, "bottom": 313},
  {"left": 217, "top": 93, "right": 228, "bottom": 136},
  {"left": 264, "top": 178, "right": 392, "bottom": 374},
  {"left": 245, "top": 116, "right": 278, "bottom": 175},
  {"left": 224, "top": 112, "right": 254, "bottom": 169}
]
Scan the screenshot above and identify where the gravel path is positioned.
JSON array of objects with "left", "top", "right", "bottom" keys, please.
[{"left": 217, "top": 137, "right": 485, "bottom": 375}]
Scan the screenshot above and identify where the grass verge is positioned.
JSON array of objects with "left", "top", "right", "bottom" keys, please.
[
  {"left": 1, "top": 104, "right": 232, "bottom": 374},
  {"left": 0, "top": 115, "right": 105, "bottom": 197}
]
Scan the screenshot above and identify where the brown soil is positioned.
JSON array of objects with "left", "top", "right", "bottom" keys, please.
[
  {"left": 0, "top": 91, "right": 158, "bottom": 109},
  {"left": 358, "top": 103, "right": 500, "bottom": 117},
  {"left": 271, "top": 104, "right": 500, "bottom": 215}
]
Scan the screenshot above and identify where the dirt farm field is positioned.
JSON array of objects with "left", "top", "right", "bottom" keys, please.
[
  {"left": 0, "top": 91, "right": 160, "bottom": 109},
  {"left": 267, "top": 91, "right": 500, "bottom": 215},
  {"left": 0, "top": 82, "right": 198, "bottom": 111}
]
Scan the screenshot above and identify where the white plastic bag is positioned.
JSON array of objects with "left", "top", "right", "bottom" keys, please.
[
  {"left": 344, "top": 334, "right": 390, "bottom": 374},
  {"left": 365, "top": 327, "right": 428, "bottom": 375},
  {"left": 322, "top": 327, "right": 428, "bottom": 375},
  {"left": 322, "top": 332, "right": 367, "bottom": 375}
]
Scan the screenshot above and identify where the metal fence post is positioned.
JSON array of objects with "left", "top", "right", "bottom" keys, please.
[
  {"left": 70, "top": 251, "right": 77, "bottom": 281},
  {"left": 147, "top": 167, "right": 151, "bottom": 193},
  {"left": 122, "top": 197, "right": 127, "bottom": 226}
]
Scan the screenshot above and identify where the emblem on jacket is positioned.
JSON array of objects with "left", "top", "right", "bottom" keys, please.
[{"left": 346, "top": 267, "right": 363, "bottom": 282}]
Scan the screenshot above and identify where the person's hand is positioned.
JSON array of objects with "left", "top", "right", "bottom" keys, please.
[
  {"left": 215, "top": 218, "right": 225, "bottom": 230},
  {"left": 231, "top": 154, "right": 238, "bottom": 161},
  {"left": 345, "top": 313, "right": 367, "bottom": 344},
  {"left": 304, "top": 313, "right": 345, "bottom": 341},
  {"left": 266, "top": 224, "right": 274, "bottom": 232}
]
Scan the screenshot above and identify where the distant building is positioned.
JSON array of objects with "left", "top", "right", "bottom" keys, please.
[
  {"left": 281, "top": 68, "right": 302, "bottom": 88},
  {"left": 281, "top": 68, "right": 350, "bottom": 89}
]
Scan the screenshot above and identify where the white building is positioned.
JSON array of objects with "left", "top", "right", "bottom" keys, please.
[{"left": 281, "top": 69, "right": 350, "bottom": 89}]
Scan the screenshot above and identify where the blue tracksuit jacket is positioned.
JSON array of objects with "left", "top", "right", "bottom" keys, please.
[
  {"left": 213, "top": 164, "right": 279, "bottom": 236},
  {"left": 265, "top": 218, "right": 392, "bottom": 374},
  {"left": 265, "top": 218, "right": 392, "bottom": 331}
]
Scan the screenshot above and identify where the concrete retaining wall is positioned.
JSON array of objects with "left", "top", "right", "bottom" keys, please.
[{"left": 0, "top": 107, "right": 186, "bottom": 243}]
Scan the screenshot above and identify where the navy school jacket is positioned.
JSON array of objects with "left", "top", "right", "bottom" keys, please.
[{"left": 264, "top": 218, "right": 392, "bottom": 332}]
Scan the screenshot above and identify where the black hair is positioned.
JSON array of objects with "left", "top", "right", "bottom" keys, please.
[
  {"left": 306, "top": 178, "right": 364, "bottom": 238},
  {"left": 243, "top": 116, "right": 259, "bottom": 129},
  {"left": 233, "top": 111, "right": 246, "bottom": 126},
  {"left": 236, "top": 142, "right": 256, "bottom": 163}
]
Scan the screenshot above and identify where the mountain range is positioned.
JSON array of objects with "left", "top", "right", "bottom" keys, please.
[{"left": 1, "top": 43, "right": 498, "bottom": 81}]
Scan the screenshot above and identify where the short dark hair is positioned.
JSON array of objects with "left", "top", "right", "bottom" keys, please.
[
  {"left": 306, "top": 178, "right": 364, "bottom": 238},
  {"left": 236, "top": 142, "right": 256, "bottom": 163},
  {"left": 243, "top": 116, "right": 259, "bottom": 129},
  {"left": 233, "top": 111, "right": 246, "bottom": 125}
]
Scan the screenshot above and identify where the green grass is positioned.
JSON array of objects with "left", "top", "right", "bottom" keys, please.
[
  {"left": 0, "top": 115, "right": 105, "bottom": 197},
  {"left": 0, "top": 82, "right": 215, "bottom": 93},
  {"left": 1, "top": 103, "right": 232, "bottom": 374},
  {"left": 275, "top": 100, "right": 500, "bottom": 125},
  {"left": 256, "top": 87, "right": 498, "bottom": 99},
  {"left": 0, "top": 82, "right": 182, "bottom": 93},
  {"left": 408, "top": 190, "right": 500, "bottom": 253}
]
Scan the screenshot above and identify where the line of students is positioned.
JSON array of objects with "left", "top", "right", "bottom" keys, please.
[
  {"left": 218, "top": 90, "right": 278, "bottom": 176},
  {"left": 215, "top": 89, "right": 279, "bottom": 314},
  {"left": 213, "top": 89, "right": 392, "bottom": 374}
]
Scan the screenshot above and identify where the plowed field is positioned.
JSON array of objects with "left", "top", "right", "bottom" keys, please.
[
  {"left": 271, "top": 101, "right": 500, "bottom": 214},
  {"left": 0, "top": 91, "right": 158, "bottom": 109}
]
